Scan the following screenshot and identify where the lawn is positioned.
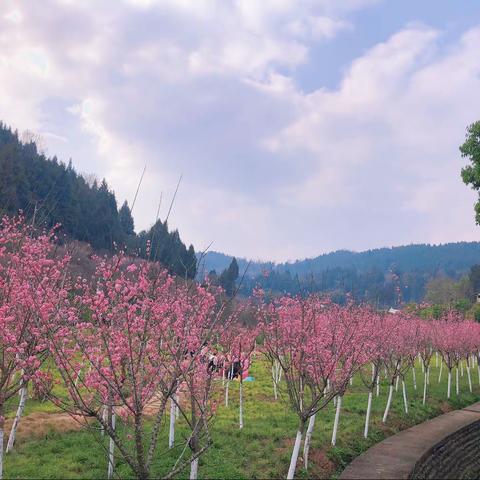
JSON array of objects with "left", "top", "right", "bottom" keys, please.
[{"left": 3, "top": 355, "right": 479, "bottom": 479}]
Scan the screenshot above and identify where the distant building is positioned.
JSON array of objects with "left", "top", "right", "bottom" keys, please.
[{"left": 388, "top": 307, "right": 400, "bottom": 314}]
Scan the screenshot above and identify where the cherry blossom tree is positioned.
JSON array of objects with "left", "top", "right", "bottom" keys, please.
[
  {"left": 45, "top": 253, "right": 233, "bottom": 480},
  {"left": 0, "top": 216, "right": 70, "bottom": 479},
  {"left": 258, "top": 295, "right": 367, "bottom": 478}
]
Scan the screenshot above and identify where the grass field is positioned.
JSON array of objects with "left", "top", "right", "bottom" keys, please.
[{"left": 3, "top": 356, "right": 480, "bottom": 479}]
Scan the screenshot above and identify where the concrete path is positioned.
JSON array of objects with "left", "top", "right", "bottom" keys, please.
[{"left": 340, "top": 402, "right": 480, "bottom": 479}]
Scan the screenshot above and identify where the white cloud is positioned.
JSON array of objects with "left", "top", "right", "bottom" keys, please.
[{"left": 0, "top": 0, "right": 479, "bottom": 261}]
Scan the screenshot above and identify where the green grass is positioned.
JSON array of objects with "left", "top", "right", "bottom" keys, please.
[{"left": 3, "top": 357, "right": 480, "bottom": 479}]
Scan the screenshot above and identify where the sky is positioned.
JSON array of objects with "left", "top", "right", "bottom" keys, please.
[{"left": 1, "top": 0, "right": 480, "bottom": 262}]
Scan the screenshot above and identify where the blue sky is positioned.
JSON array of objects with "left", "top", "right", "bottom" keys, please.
[{"left": 1, "top": 0, "right": 480, "bottom": 261}]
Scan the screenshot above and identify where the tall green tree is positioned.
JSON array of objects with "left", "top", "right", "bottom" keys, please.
[
  {"left": 460, "top": 120, "right": 480, "bottom": 222},
  {"left": 119, "top": 200, "right": 135, "bottom": 236},
  {"left": 219, "top": 257, "right": 239, "bottom": 297}
]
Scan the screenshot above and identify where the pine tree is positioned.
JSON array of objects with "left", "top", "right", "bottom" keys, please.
[{"left": 119, "top": 200, "right": 135, "bottom": 236}]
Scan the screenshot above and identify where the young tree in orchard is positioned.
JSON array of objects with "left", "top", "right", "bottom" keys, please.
[
  {"left": 45, "top": 253, "right": 233, "bottom": 480},
  {"left": 0, "top": 217, "right": 70, "bottom": 479},
  {"left": 381, "top": 313, "right": 417, "bottom": 421},
  {"left": 258, "top": 295, "right": 367, "bottom": 478},
  {"left": 433, "top": 311, "right": 465, "bottom": 399},
  {"left": 357, "top": 310, "right": 389, "bottom": 438},
  {"left": 221, "top": 324, "right": 258, "bottom": 429}
]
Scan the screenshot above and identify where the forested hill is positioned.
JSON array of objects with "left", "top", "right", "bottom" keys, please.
[
  {"left": 0, "top": 122, "right": 197, "bottom": 278},
  {"left": 200, "top": 242, "right": 480, "bottom": 304}
]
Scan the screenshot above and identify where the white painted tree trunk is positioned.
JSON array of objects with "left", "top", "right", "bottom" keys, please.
[
  {"left": 169, "top": 396, "right": 176, "bottom": 448},
  {"left": 461, "top": 360, "right": 464, "bottom": 377},
  {"left": 382, "top": 385, "right": 394, "bottom": 423},
  {"left": 423, "top": 368, "right": 428, "bottom": 405},
  {"left": 0, "top": 425, "right": 4, "bottom": 480},
  {"left": 190, "top": 457, "right": 199, "bottom": 480},
  {"left": 456, "top": 367, "right": 460, "bottom": 395},
  {"left": 376, "top": 374, "right": 380, "bottom": 397},
  {"left": 331, "top": 396, "right": 342, "bottom": 446},
  {"left": 447, "top": 370, "right": 451, "bottom": 399},
  {"left": 101, "top": 405, "right": 107, "bottom": 436},
  {"left": 395, "top": 375, "right": 399, "bottom": 392},
  {"left": 349, "top": 376, "right": 353, "bottom": 386},
  {"left": 287, "top": 430, "right": 303, "bottom": 480},
  {"left": 412, "top": 367, "right": 417, "bottom": 391},
  {"left": 364, "top": 391, "right": 373, "bottom": 438},
  {"left": 239, "top": 381, "right": 243, "bottom": 429},
  {"left": 303, "top": 414, "right": 316, "bottom": 470},
  {"left": 272, "top": 365, "right": 278, "bottom": 400},
  {"left": 438, "top": 361, "right": 443, "bottom": 383},
  {"left": 107, "top": 409, "right": 116, "bottom": 479},
  {"left": 402, "top": 380, "right": 408, "bottom": 414},
  {"left": 435, "top": 352, "right": 438, "bottom": 367},
  {"left": 467, "top": 365, "right": 473, "bottom": 393},
  {"left": 6, "top": 385, "right": 27, "bottom": 452},
  {"left": 225, "top": 381, "right": 229, "bottom": 407},
  {"left": 477, "top": 363, "right": 480, "bottom": 385}
]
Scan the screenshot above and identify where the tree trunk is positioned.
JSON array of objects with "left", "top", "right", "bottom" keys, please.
[
  {"left": 467, "top": 365, "right": 473, "bottom": 393},
  {"left": 456, "top": 367, "right": 460, "bottom": 395},
  {"left": 331, "top": 395, "right": 342, "bottom": 446},
  {"left": 272, "top": 365, "right": 278, "bottom": 400},
  {"left": 0, "top": 403, "right": 4, "bottom": 480},
  {"left": 6, "top": 385, "right": 27, "bottom": 452},
  {"left": 447, "top": 369, "right": 451, "bottom": 398},
  {"left": 382, "top": 384, "right": 394, "bottom": 423},
  {"left": 107, "top": 408, "right": 116, "bottom": 479},
  {"left": 423, "top": 367, "right": 428, "bottom": 405},
  {"left": 401, "top": 380, "right": 408, "bottom": 414},
  {"left": 438, "top": 361, "right": 443, "bottom": 383},
  {"left": 412, "top": 367, "right": 417, "bottom": 390},
  {"left": 303, "top": 414, "right": 316, "bottom": 470},
  {"left": 190, "top": 458, "right": 199, "bottom": 480},
  {"left": 101, "top": 404, "right": 107, "bottom": 436},
  {"left": 364, "top": 391, "right": 373, "bottom": 438},
  {"left": 169, "top": 396, "right": 175, "bottom": 449},
  {"left": 239, "top": 380, "right": 244, "bottom": 429},
  {"left": 287, "top": 424, "right": 304, "bottom": 480}
]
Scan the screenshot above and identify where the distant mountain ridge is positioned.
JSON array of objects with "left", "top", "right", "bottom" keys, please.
[
  {"left": 198, "top": 243, "right": 480, "bottom": 305},
  {"left": 199, "top": 242, "right": 480, "bottom": 278}
]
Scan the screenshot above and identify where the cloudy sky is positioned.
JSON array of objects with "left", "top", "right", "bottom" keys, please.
[{"left": 1, "top": 0, "right": 480, "bottom": 262}]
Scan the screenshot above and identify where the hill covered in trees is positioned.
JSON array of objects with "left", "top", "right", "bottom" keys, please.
[
  {"left": 201, "top": 243, "right": 480, "bottom": 305},
  {"left": 0, "top": 122, "right": 197, "bottom": 278}
]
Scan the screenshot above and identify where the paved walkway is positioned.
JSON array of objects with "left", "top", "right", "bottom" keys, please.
[{"left": 340, "top": 402, "right": 480, "bottom": 479}]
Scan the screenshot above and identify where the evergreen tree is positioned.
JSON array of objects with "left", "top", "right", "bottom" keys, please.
[
  {"left": 0, "top": 121, "right": 196, "bottom": 278},
  {"left": 219, "top": 257, "right": 239, "bottom": 297},
  {"left": 119, "top": 200, "right": 135, "bottom": 236}
]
